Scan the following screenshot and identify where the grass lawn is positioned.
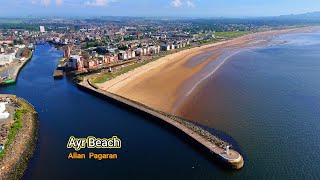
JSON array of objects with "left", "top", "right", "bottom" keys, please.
[
  {"left": 199, "top": 39, "right": 219, "bottom": 44},
  {"left": 91, "top": 57, "right": 160, "bottom": 84}
]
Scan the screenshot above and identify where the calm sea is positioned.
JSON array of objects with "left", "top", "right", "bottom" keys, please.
[{"left": 178, "top": 32, "right": 320, "bottom": 179}]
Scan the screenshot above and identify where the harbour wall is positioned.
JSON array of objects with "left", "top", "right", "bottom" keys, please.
[{"left": 77, "top": 80, "right": 244, "bottom": 170}]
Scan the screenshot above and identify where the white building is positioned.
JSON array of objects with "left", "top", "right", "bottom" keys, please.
[
  {"left": 39, "top": 26, "right": 46, "bottom": 33},
  {"left": 0, "top": 53, "right": 15, "bottom": 66},
  {"left": 171, "top": 44, "right": 175, "bottom": 50},
  {"left": 0, "top": 102, "right": 9, "bottom": 119},
  {"left": 149, "top": 46, "right": 160, "bottom": 54},
  {"left": 67, "top": 55, "right": 81, "bottom": 69},
  {"left": 118, "top": 51, "right": 128, "bottom": 60}
]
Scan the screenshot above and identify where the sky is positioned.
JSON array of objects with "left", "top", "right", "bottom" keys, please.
[{"left": 0, "top": 0, "right": 320, "bottom": 18}]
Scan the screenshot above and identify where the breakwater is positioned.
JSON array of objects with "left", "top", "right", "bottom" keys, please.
[
  {"left": 78, "top": 79, "right": 244, "bottom": 169},
  {"left": 0, "top": 95, "right": 39, "bottom": 179}
]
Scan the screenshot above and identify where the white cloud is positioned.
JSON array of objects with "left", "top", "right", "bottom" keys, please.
[
  {"left": 186, "top": 0, "right": 195, "bottom": 8},
  {"left": 171, "top": 0, "right": 183, "bottom": 8},
  {"left": 41, "top": 0, "right": 51, "bottom": 7},
  {"left": 30, "top": 0, "right": 54, "bottom": 7},
  {"left": 56, "top": 0, "right": 63, "bottom": 5},
  {"left": 85, "top": 0, "right": 114, "bottom": 7}
]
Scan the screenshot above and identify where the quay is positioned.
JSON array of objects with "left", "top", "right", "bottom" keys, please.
[
  {"left": 77, "top": 78, "right": 244, "bottom": 169},
  {"left": 53, "top": 70, "right": 64, "bottom": 79},
  {"left": 0, "top": 50, "right": 33, "bottom": 86}
]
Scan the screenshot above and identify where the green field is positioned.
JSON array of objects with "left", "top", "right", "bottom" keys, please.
[
  {"left": 199, "top": 39, "right": 219, "bottom": 45},
  {"left": 215, "top": 31, "right": 250, "bottom": 38},
  {"left": 92, "top": 58, "right": 160, "bottom": 84},
  {"left": 0, "top": 19, "right": 23, "bottom": 24}
]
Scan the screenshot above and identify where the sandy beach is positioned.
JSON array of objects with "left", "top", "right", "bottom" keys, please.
[{"left": 96, "top": 27, "right": 315, "bottom": 115}]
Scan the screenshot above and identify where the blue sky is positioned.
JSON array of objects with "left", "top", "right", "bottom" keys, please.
[{"left": 1, "top": 0, "right": 320, "bottom": 17}]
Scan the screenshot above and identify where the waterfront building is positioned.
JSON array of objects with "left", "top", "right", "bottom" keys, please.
[{"left": 67, "top": 55, "right": 81, "bottom": 70}]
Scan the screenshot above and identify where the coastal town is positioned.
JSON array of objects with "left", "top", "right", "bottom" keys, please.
[
  {"left": 0, "top": 17, "right": 303, "bottom": 80},
  {"left": 41, "top": 21, "right": 246, "bottom": 77},
  {"left": 1, "top": 18, "right": 284, "bottom": 79}
]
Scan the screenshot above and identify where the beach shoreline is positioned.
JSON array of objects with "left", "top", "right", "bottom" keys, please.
[{"left": 95, "top": 27, "right": 316, "bottom": 116}]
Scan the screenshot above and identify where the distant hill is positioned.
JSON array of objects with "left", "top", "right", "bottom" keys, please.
[{"left": 278, "top": 11, "right": 320, "bottom": 20}]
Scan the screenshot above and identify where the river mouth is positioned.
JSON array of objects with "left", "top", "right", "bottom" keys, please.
[{"left": 0, "top": 44, "right": 241, "bottom": 179}]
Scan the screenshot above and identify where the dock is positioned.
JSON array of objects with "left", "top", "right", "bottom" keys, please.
[{"left": 53, "top": 70, "right": 63, "bottom": 79}]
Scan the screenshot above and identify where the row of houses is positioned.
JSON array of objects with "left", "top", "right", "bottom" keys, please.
[
  {"left": 118, "top": 45, "right": 161, "bottom": 60},
  {"left": 66, "top": 54, "right": 119, "bottom": 70},
  {"left": 65, "top": 40, "right": 189, "bottom": 71},
  {"left": 160, "top": 41, "right": 190, "bottom": 51}
]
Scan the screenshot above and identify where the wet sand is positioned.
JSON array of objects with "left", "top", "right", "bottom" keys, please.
[{"left": 97, "top": 27, "right": 315, "bottom": 115}]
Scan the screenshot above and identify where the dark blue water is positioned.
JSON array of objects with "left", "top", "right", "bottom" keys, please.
[
  {"left": 0, "top": 44, "right": 240, "bottom": 179},
  {"left": 179, "top": 33, "right": 320, "bottom": 179}
]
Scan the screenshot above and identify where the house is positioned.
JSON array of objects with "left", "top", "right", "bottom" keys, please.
[
  {"left": 108, "top": 54, "right": 118, "bottom": 63},
  {"left": 135, "top": 48, "right": 143, "bottom": 56},
  {"left": 149, "top": 46, "right": 160, "bottom": 54},
  {"left": 127, "top": 50, "right": 135, "bottom": 59},
  {"left": 118, "top": 51, "right": 128, "bottom": 60},
  {"left": 171, "top": 44, "right": 175, "bottom": 50},
  {"left": 98, "top": 56, "right": 105, "bottom": 64},
  {"left": 160, "top": 44, "right": 170, "bottom": 51}
]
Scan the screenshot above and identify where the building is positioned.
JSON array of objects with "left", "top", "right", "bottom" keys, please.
[
  {"left": 67, "top": 55, "right": 81, "bottom": 70},
  {"left": 0, "top": 102, "right": 9, "bottom": 119},
  {"left": 60, "top": 38, "right": 69, "bottom": 45},
  {"left": 160, "top": 44, "right": 170, "bottom": 51},
  {"left": 118, "top": 51, "right": 128, "bottom": 60},
  {"left": 127, "top": 50, "right": 135, "bottom": 59},
  {"left": 108, "top": 54, "right": 118, "bottom": 63},
  {"left": 39, "top": 26, "right": 46, "bottom": 33},
  {"left": 63, "top": 46, "right": 71, "bottom": 58},
  {"left": 0, "top": 53, "right": 15, "bottom": 66},
  {"left": 135, "top": 48, "right": 144, "bottom": 56},
  {"left": 149, "top": 46, "right": 160, "bottom": 54},
  {"left": 97, "top": 56, "right": 105, "bottom": 64},
  {"left": 171, "top": 44, "right": 175, "bottom": 50}
]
